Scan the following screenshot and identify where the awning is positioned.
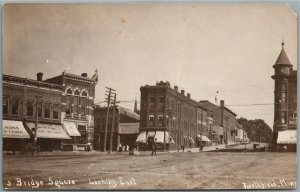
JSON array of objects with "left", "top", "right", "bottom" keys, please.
[
  {"left": 136, "top": 131, "right": 147, "bottom": 143},
  {"left": 197, "top": 134, "right": 211, "bottom": 142},
  {"left": 154, "top": 131, "right": 169, "bottom": 143},
  {"left": 2, "top": 120, "right": 30, "bottom": 139},
  {"left": 63, "top": 121, "right": 81, "bottom": 136},
  {"left": 26, "top": 122, "right": 71, "bottom": 139},
  {"left": 277, "top": 130, "right": 297, "bottom": 144},
  {"left": 147, "top": 131, "right": 155, "bottom": 137},
  {"left": 119, "top": 123, "right": 139, "bottom": 134}
]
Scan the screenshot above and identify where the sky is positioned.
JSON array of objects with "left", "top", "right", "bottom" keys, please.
[{"left": 3, "top": 3, "right": 297, "bottom": 128}]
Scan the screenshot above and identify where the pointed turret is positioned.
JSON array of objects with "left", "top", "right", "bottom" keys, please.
[
  {"left": 273, "top": 42, "right": 292, "bottom": 67},
  {"left": 272, "top": 42, "right": 293, "bottom": 78}
]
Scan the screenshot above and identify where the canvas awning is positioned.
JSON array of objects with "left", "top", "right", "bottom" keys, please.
[
  {"left": 26, "top": 122, "right": 71, "bottom": 139},
  {"left": 154, "top": 131, "right": 169, "bottom": 143},
  {"left": 63, "top": 121, "right": 81, "bottom": 136},
  {"left": 277, "top": 130, "right": 296, "bottom": 144},
  {"left": 119, "top": 123, "right": 139, "bottom": 134},
  {"left": 2, "top": 120, "right": 30, "bottom": 139},
  {"left": 136, "top": 131, "right": 147, "bottom": 143},
  {"left": 197, "top": 134, "right": 211, "bottom": 142}
]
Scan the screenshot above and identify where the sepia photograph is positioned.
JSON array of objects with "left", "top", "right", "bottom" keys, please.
[{"left": 1, "top": 2, "right": 298, "bottom": 190}]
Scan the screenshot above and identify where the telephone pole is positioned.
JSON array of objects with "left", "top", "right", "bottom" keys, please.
[
  {"left": 104, "top": 87, "right": 115, "bottom": 152},
  {"left": 109, "top": 93, "right": 120, "bottom": 154}
]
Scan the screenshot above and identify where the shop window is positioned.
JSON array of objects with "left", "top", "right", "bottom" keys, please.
[
  {"left": 11, "top": 98, "right": 19, "bottom": 115},
  {"left": 27, "top": 99, "right": 34, "bottom": 117},
  {"left": 149, "top": 115, "right": 155, "bottom": 126},
  {"left": 3, "top": 96, "right": 8, "bottom": 114},
  {"left": 158, "top": 115, "right": 163, "bottom": 126},
  {"left": 44, "top": 102, "right": 51, "bottom": 118},
  {"left": 53, "top": 103, "right": 59, "bottom": 119},
  {"left": 66, "top": 95, "right": 72, "bottom": 115}
]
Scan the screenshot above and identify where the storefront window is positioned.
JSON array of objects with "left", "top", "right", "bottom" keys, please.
[
  {"left": 11, "top": 98, "right": 19, "bottom": 115},
  {"left": 3, "top": 96, "right": 8, "bottom": 114},
  {"left": 44, "top": 102, "right": 51, "bottom": 118},
  {"left": 27, "top": 99, "right": 34, "bottom": 116}
]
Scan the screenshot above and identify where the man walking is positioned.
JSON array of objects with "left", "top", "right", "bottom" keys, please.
[{"left": 151, "top": 138, "right": 157, "bottom": 156}]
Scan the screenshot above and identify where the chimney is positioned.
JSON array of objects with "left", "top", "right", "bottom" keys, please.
[
  {"left": 174, "top": 86, "right": 178, "bottom": 91},
  {"left": 220, "top": 100, "right": 224, "bottom": 127},
  {"left": 187, "top": 93, "right": 191, "bottom": 98},
  {"left": 181, "top": 90, "right": 185, "bottom": 95},
  {"left": 37, "top": 72, "right": 43, "bottom": 81},
  {"left": 81, "top": 73, "right": 88, "bottom": 77}
]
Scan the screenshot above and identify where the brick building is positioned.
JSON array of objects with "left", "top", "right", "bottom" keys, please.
[
  {"left": 3, "top": 70, "right": 98, "bottom": 153},
  {"left": 271, "top": 42, "right": 297, "bottom": 151},
  {"left": 44, "top": 71, "right": 98, "bottom": 150},
  {"left": 94, "top": 106, "right": 139, "bottom": 151},
  {"left": 137, "top": 81, "right": 212, "bottom": 150},
  {"left": 2, "top": 74, "right": 70, "bottom": 152},
  {"left": 199, "top": 100, "right": 238, "bottom": 145}
]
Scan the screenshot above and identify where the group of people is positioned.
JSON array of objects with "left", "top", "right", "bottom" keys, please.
[{"left": 117, "top": 144, "right": 130, "bottom": 152}]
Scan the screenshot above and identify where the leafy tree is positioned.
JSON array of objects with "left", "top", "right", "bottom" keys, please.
[{"left": 237, "top": 118, "right": 273, "bottom": 143}]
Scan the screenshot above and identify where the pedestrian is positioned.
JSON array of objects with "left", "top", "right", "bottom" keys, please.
[
  {"left": 118, "top": 144, "right": 122, "bottom": 152},
  {"left": 126, "top": 145, "right": 129, "bottom": 152},
  {"left": 181, "top": 144, "right": 185, "bottom": 152},
  {"left": 151, "top": 138, "right": 157, "bottom": 156},
  {"left": 122, "top": 145, "right": 125, "bottom": 152},
  {"left": 283, "top": 145, "right": 287, "bottom": 153},
  {"left": 243, "top": 144, "right": 247, "bottom": 154}
]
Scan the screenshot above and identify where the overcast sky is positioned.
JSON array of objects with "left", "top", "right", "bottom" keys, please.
[{"left": 3, "top": 3, "right": 297, "bottom": 128}]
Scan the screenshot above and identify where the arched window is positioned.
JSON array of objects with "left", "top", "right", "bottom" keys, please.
[
  {"left": 73, "top": 90, "right": 80, "bottom": 115},
  {"left": 80, "top": 91, "right": 87, "bottom": 116},
  {"left": 66, "top": 89, "right": 72, "bottom": 115}
]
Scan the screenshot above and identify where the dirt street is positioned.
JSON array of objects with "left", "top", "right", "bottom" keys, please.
[{"left": 3, "top": 152, "right": 296, "bottom": 190}]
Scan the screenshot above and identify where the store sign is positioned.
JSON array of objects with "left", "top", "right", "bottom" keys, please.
[{"left": 2, "top": 120, "right": 30, "bottom": 138}]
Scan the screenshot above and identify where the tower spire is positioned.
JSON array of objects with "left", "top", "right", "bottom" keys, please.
[{"left": 134, "top": 97, "right": 138, "bottom": 113}]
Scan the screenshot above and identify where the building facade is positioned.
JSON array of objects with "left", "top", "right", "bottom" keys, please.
[
  {"left": 3, "top": 70, "right": 98, "bottom": 153},
  {"left": 137, "top": 81, "right": 212, "bottom": 150},
  {"left": 271, "top": 42, "right": 297, "bottom": 151},
  {"left": 44, "top": 71, "right": 98, "bottom": 150},
  {"left": 199, "top": 100, "right": 238, "bottom": 145},
  {"left": 2, "top": 74, "right": 71, "bottom": 152},
  {"left": 94, "top": 106, "right": 140, "bottom": 151}
]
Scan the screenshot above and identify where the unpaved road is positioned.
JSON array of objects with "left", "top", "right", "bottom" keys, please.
[{"left": 3, "top": 152, "right": 296, "bottom": 190}]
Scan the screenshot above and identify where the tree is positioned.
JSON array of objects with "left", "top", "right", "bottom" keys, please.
[{"left": 237, "top": 118, "right": 273, "bottom": 143}]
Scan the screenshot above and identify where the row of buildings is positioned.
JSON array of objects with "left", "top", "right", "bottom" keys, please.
[{"left": 3, "top": 42, "right": 295, "bottom": 153}]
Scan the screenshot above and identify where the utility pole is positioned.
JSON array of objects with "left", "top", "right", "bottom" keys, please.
[
  {"left": 104, "top": 87, "right": 115, "bottom": 152},
  {"left": 200, "top": 110, "right": 203, "bottom": 151},
  {"left": 33, "top": 96, "right": 41, "bottom": 156},
  {"left": 109, "top": 93, "right": 120, "bottom": 154}
]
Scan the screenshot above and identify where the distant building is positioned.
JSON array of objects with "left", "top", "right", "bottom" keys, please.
[
  {"left": 271, "top": 42, "right": 297, "bottom": 151},
  {"left": 235, "top": 123, "right": 249, "bottom": 143},
  {"left": 137, "top": 81, "right": 212, "bottom": 150},
  {"left": 199, "top": 100, "right": 238, "bottom": 145},
  {"left": 94, "top": 106, "right": 140, "bottom": 151}
]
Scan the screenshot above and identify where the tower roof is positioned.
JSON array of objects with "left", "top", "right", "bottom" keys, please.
[{"left": 274, "top": 42, "right": 292, "bottom": 66}]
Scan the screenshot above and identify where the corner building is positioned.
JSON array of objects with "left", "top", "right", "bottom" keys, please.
[
  {"left": 271, "top": 42, "right": 297, "bottom": 151},
  {"left": 138, "top": 81, "right": 211, "bottom": 150}
]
